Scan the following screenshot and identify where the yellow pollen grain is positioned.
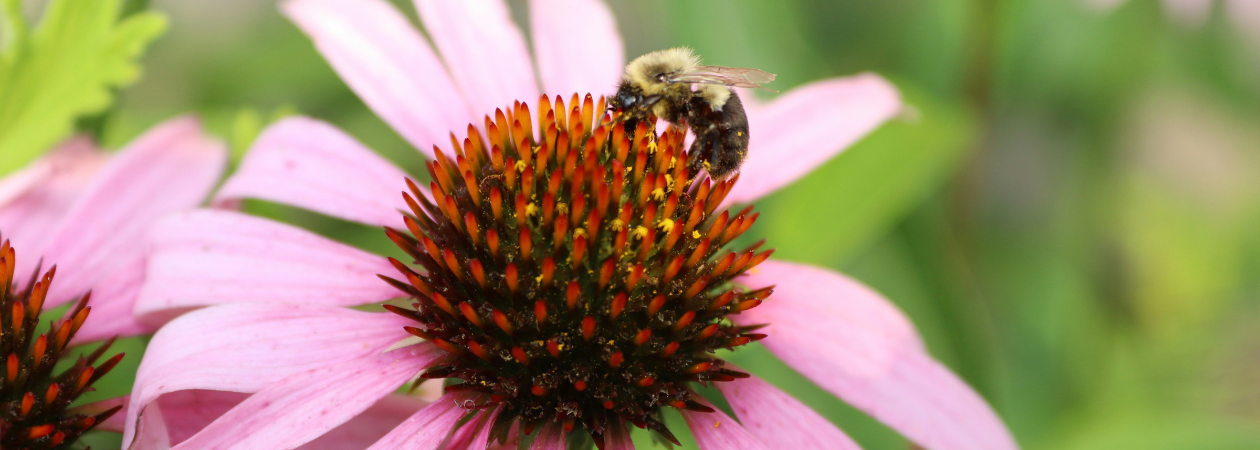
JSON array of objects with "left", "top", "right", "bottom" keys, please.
[
  {"left": 633, "top": 226, "right": 649, "bottom": 239},
  {"left": 702, "top": 161, "right": 712, "bottom": 170},
  {"left": 692, "top": 230, "right": 701, "bottom": 239},
  {"left": 647, "top": 141, "right": 658, "bottom": 153},
  {"left": 669, "top": 157, "right": 676, "bottom": 169},
  {"left": 535, "top": 273, "right": 544, "bottom": 283},
  {"left": 526, "top": 203, "right": 539, "bottom": 216},
  {"left": 664, "top": 174, "right": 674, "bottom": 190},
  {"left": 557, "top": 203, "right": 569, "bottom": 215},
  {"left": 657, "top": 219, "right": 675, "bottom": 233},
  {"left": 574, "top": 228, "right": 587, "bottom": 238},
  {"left": 514, "top": 160, "right": 527, "bottom": 172},
  {"left": 651, "top": 188, "right": 665, "bottom": 201},
  {"left": 611, "top": 219, "right": 626, "bottom": 231}
]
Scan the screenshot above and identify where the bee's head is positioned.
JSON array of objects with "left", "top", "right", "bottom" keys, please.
[{"left": 610, "top": 80, "right": 660, "bottom": 114}]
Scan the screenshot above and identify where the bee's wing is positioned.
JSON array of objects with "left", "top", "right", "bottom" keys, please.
[{"left": 669, "top": 65, "right": 777, "bottom": 89}]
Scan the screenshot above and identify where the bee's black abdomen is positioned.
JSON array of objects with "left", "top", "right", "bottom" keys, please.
[{"left": 687, "top": 89, "right": 749, "bottom": 179}]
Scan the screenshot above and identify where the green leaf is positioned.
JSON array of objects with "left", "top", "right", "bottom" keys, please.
[
  {"left": 741, "top": 81, "right": 978, "bottom": 267},
  {"left": 0, "top": 0, "right": 166, "bottom": 175}
]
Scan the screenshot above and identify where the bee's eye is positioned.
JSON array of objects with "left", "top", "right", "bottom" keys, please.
[{"left": 619, "top": 94, "right": 636, "bottom": 106}]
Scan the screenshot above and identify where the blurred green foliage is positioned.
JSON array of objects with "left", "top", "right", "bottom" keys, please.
[
  {"left": 6, "top": 0, "right": 1257, "bottom": 448},
  {"left": 0, "top": 0, "right": 164, "bottom": 173}
]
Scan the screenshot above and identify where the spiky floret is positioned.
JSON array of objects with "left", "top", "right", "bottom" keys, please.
[
  {"left": 0, "top": 239, "right": 123, "bottom": 450},
  {"left": 383, "top": 93, "right": 773, "bottom": 446}
]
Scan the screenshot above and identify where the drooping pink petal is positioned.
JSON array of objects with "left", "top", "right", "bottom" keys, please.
[
  {"left": 366, "top": 393, "right": 474, "bottom": 450},
  {"left": 445, "top": 404, "right": 503, "bottom": 450},
  {"left": 38, "top": 117, "right": 226, "bottom": 308},
  {"left": 724, "top": 74, "right": 901, "bottom": 205},
  {"left": 529, "top": 0, "right": 625, "bottom": 97},
  {"left": 602, "top": 422, "right": 633, "bottom": 450},
  {"left": 300, "top": 393, "right": 431, "bottom": 450},
  {"left": 735, "top": 260, "right": 1017, "bottom": 450},
  {"left": 216, "top": 117, "right": 412, "bottom": 228},
  {"left": 164, "top": 343, "right": 441, "bottom": 450},
  {"left": 282, "top": 0, "right": 473, "bottom": 159},
  {"left": 102, "top": 390, "right": 429, "bottom": 449},
  {"left": 136, "top": 390, "right": 251, "bottom": 448},
  {"left": 529, "top": 422, "right": 568, "bottom": 450},
  {"left": 415, "top": 0, "right": 539, "bottom": 117},
  {"left": 716, "top": 372, "right": 862, "bottom": 450},
  {"left": 70, "top": 259, "right": 152, "bottom": 343},
  {"left": 123, "top": 303, "right": 412, "bottom": 446},
  {"left": 680, "top": 398, "right": 771, "bottom": 450},
  {"left": 135, "top": 209, "right": 399, "bottom": 321},
  {"left": 0, "top": 137, "right": 108, "bottom": 280}
]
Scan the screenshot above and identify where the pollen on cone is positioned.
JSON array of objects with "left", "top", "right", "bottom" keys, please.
[{"left": 381, "top": 93, "right": 773, "bottom": 441}]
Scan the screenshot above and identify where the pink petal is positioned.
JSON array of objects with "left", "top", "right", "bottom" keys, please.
[
  {"left": 602, "top": 423, "right": 633, "bottom": 450},
  {"left": 215, "top": 117, "right": 411, "bottom": 228},
  {"left": 445, "top": 404, "right": 503, "bottom": 450},
  {"left": 282, "top": 0, "right": 473, "bottom": 159},
  {"left": 135, "top": 209, "right": 398, "bottom": 320},
  {"left": 716, "top": 372, "right": 862, "bottom": 450},
  {"left": 123, "top": 303, "right": 411, "bottom": 446},
  {"left": 167, "top": 343, "right": 441, "bottom": 450},
  {"left": 735, "top": 260, "right": 1017, "bottom": 450},
  {"left": 724, "top": 74, "right": 902, "bottom": 205},
  {"left": 366, "top": 393, "right": 475, "bottom": 450},
  {"left": 0, "top": 137, "right": 108, "bottom": 280},
  {"left": 530, "top": 422, "right": 568, "bottom": 450},
  {"left": 153, "top": 391, "right": 251, "bottom": 446},
  {"left": 112, "top": 390, "right": 430, "bottom": 449},
  {"left": 415, "top": 0, "right": 539, "bottom": 117},
  {"left": 529, "top": 0, "right": 625, "bottom": 97},
  {"left": 40, "top": 116, "right": 227, "bottom": 308},
  {"left": 681, "top": 399, "right": 771, "bottom": 450},
  {"left": 70, "top": 259, "right": 153, "bottom": 343},
  {"left": 301, "top": 394, "right": 431, "bottom": 450}
]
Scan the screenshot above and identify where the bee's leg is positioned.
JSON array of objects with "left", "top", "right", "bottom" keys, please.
[{"left": 686, "top": 130, "right": 718, "bottom": 177}]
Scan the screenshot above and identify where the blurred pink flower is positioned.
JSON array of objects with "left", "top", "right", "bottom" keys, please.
[
  {"left": 1085, "top": 0, "right": 1260, "bottom": 35},
  {"left": 0, "top": 117, "right": 226, "bottom": 342},
  {"left": 120, "top": 0, "right": 1016, "bottom": 449},
  {"left": 0, "top": 117, "right": 226, "bottom": 442}
]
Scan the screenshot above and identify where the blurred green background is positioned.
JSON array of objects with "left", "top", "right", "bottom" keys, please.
[{"left": 6, "top": 0, "right": 1260, "bottom": 448}]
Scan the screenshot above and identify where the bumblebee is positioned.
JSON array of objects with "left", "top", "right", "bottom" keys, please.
[{"left": 608, "top": 47, "right": 775, "bottom": 179}]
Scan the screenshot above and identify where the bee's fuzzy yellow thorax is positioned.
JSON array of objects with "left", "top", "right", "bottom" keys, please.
[{"left": 626, "top": 47, "right": 700, "bottom": 95}]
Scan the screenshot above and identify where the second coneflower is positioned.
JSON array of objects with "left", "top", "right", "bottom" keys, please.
[
  {"left": 0, "top": 240, "right": 123, "bottom": 450},
  {"left": 382, "top": 95, "right": 770, "bottom": 444}
]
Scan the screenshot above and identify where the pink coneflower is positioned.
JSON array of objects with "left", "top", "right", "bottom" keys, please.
[
  {"left": 121, "top": 0, "right": 1017, "bottom": 449},
  {"left": 0, "top": 117, "right": 226, "bottom": 448}
]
